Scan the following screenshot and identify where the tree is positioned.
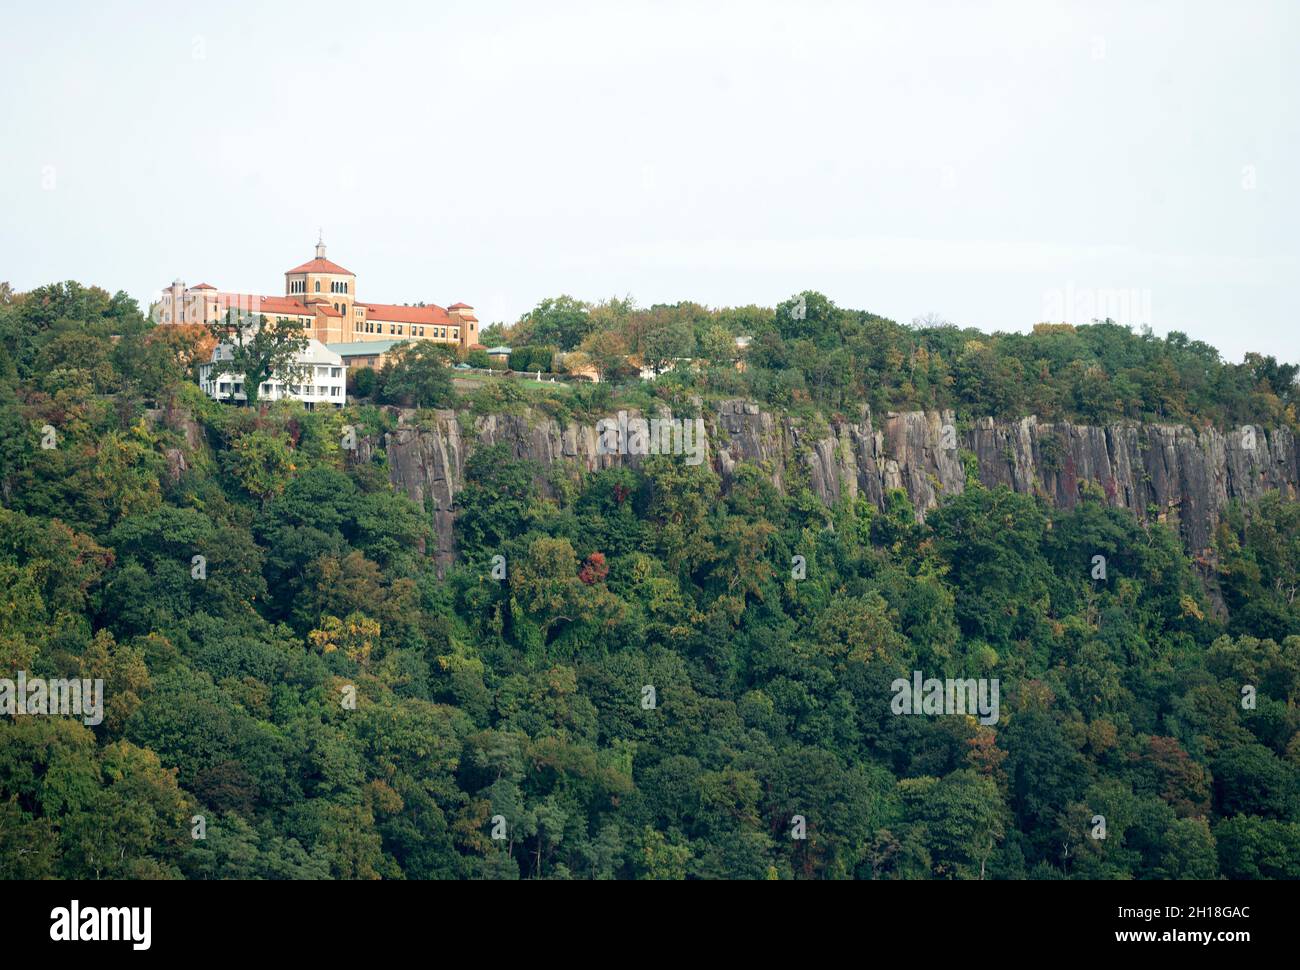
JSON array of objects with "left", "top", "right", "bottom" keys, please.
[
  {"left": 379, "top": 342, "right": 454, "bottom": 407},
  {"left": 350, "top": 366, "right": 377, "bottom": 398},
  {"left": 1212, "top": 744, "right": 1299, "bottom": 820},
  {"left": 206, "top": 311, "right": 309, "bottom": 408},
  {"left": 510, "top": 537, "right": 624, "bottom": 644},
  {"left": 223, "top": 428, "right": 295, "bottom": 501},
  {"left": 515, "top": 296, "right": 592, "bottom": 351},
  {"left": 1215, "top": 816, "right": 1300, "bottom": 879},
  {"left": 699, "top": 324, "right": 737, "bottom": 368},
  {"left": 309, "top": 612, "right": 382, "bottom": 668},
  {"left": 639, "top": 313, "right": 695, "bottom": 376},
  {"left": 775, "top": 290, "right": 844, "bottom": 347},
  {"left": 578, "top": 329, "right": 629, "bottom": 382},
  {"left": 898, "top": 770, "right": 1009, "bottom": 879},
  {"left": 112, "top": 331, "right": 184, "bottom": 404}
]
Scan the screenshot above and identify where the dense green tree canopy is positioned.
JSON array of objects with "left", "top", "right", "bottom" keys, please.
[{"left": 0, "top": 279, "right": 1297, "bottom": 880}]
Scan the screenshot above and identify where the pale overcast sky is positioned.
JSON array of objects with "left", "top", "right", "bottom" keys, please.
[{"left": 2, "top": 0, "right": 1296, "bottom": 363}]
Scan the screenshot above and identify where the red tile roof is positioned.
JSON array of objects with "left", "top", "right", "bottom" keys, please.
[
  {"left": 448, "top": 302, "right": 473, "bottom": 310},
  {"left": 358, "top": 302, "right": 453, "bottom": 325},
  {"left": 207, "top": 293, "right": 314, "bottom": 316},
  {"left": 314, "top": 304, "right": 343, "bottom": 318},
  {"left": 285, "top": 258, "right": 354, "bottom": 276},
  {"left": 255, "top": 296, "right": 314, "bottom": 315},
  {"left": 191, "top": 283, "right": 216, "bottom": 290}
]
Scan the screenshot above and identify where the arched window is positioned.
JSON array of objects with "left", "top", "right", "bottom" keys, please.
[{"left": 315, "top": 281, "right": 320, "bottom": 292}]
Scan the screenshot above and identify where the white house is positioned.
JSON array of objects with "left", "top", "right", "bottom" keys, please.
[{"left": 199, "top": 338, "right": 347, "bottom": 408}]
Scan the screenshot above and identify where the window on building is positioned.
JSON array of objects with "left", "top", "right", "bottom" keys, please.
[{"left": 315, "top": 281, "right": 320, "bottom": 292}]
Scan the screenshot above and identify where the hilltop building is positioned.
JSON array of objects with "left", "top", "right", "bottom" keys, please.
[
  {"left": 329, "top": 338, "right": 413, "bottom": 371},
  {"left": 198, "top": 338, "right": 346, "bottom": 409},
  {"left": 159, "top": 238, "right": 480, "bottom": 351}
]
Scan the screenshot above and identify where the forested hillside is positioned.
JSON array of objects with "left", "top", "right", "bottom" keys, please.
[{"left": 2, "top": 281, "right": 1298, "bottom": 880}]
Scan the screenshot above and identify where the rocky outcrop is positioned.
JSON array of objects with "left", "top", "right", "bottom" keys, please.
[
  {"left": 383, "top": 401, "right": 1299, "bottom": 571},
  {"left": 965, "top": 416, "right": 1297, "bottom": 553},
  {"left": 384, "top": 412, "right": 466, "bottom": 572},
  {"left": 147, "top": 404, "right": 205, "bottom": 484}
]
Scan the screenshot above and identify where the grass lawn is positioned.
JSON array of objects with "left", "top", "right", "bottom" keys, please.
[{"left": 451, "top": 371, "right": 576, "bottom": 393}]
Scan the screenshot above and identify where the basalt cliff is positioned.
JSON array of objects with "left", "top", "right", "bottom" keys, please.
[{"left": 377, "top": 401, "right": 1299, "bottom": 573}]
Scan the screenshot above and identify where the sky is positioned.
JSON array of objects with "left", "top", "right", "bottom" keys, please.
[{"left": 2, "top": 0, "right": 1296, "bottom": 363}]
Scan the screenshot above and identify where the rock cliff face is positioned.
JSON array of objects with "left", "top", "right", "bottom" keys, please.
[{"left": 383, "top": 401, "right": 1299, "bottom": 571}]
